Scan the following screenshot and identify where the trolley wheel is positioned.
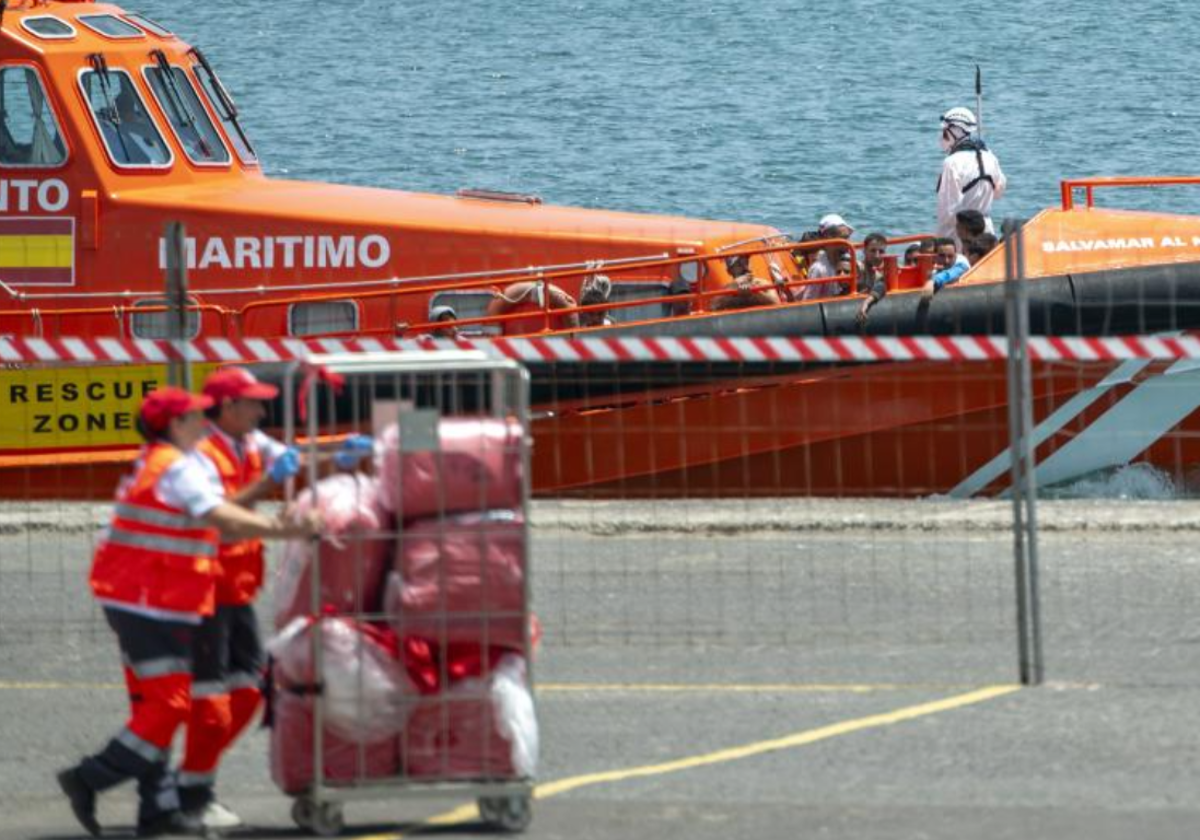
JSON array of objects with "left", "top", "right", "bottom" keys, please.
[
  {"left": 291, "top": 797, "right": 316, "bottom": 830},
  {"left": 477, "top": 795, "right": 532, "bottom": 833},
  {"left": 310, "top": 801, "right": 345, "bottom": 837}
]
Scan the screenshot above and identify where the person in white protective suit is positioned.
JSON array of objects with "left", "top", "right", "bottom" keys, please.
[{"left": 936, "top": 107, "right": 1006, "bottom": 250}]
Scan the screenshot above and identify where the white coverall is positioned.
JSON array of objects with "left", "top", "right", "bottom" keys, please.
[{"left": 936, "top": 143, "right": 1006, "bottom": 250}]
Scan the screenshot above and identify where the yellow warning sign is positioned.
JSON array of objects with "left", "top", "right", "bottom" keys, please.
[{"left": 0, "top": 363, "right": 219, "bottom": 449}]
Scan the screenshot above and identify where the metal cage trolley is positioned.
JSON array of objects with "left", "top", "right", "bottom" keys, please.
[{"left": 270, "top": 351, "right": 535, "bottom": 835}]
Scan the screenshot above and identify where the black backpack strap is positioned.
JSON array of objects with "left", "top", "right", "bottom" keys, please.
[{"left": 961, "top": 147, "right": 996, "bottom": 194}]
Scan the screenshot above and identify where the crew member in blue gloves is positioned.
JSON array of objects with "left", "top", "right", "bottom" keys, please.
[{"left": 178, "top": 366, "right": 372, "bottom": 832}]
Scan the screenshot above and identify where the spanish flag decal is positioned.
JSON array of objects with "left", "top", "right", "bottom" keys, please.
[{"left": 0, "top": 217, "right": 74, "bottom": 285}]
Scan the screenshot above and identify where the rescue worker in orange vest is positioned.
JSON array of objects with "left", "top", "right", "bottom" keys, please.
[
  {"left": 56, "top": 387, "right": 318, "bottom": 839},
  {"left": 175, "top": 367, "right": 293, "bottom": 831},
  {"left": 179, "top": 366, "right": 372, "bottom": 831}
]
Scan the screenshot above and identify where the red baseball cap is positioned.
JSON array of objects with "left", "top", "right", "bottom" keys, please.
[
  {"left": 203, "top": 366, "right": 279, "bottom": 404},
  {"left": 140, "top": 387, "right": 214, "bottom": 433}
]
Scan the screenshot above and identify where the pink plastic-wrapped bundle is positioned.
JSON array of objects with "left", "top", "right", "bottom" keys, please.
[
  {"left": 376, "top": 418, "right": 522, "bottom": 520},
  {"left": 385, "top": 511, "right": 525, "bottom": 648},
  {"left": 400, "top": 655, "right": 537, "bottom": 781},
  {"left": 274, "top": 473, "right": 393, "bottom": 629},
  {"left": 271, "top": 692, "right": 399, "bottom": 794}
]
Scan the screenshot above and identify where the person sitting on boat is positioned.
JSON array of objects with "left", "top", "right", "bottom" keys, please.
[
  {"left": 487, "top": 279, "right": 579, "bottom": 334},
  {"left": 937, "top": 107, "right": 1006, "bottom": 247},
  {"left": 577, "top": 274, "right": 615, "bottom": 327},
  {"left": 800, "top": 213, "right": 856, "bottom": 301},
  {"left": 903, "top": 243, "right": 921, "bottom": 267},
  {"left": 855, "top": 233, "right": 891, "bottom": 324},
  {"left": 955, "top": 209, "right": 987, "bottom": 253},
  {"left": 922, "top": 237, "right": 972, "bottom": 297},
  {"left": 710, "top": 255, "right": 780, "bottom": 311},
  {"left": 965, "top": 232, "right": 999, "bottom": 265},
  {"left": 666, "top": 275, "right": 695, "bottom": 317},
  {"left": 430, "top": 305, "right": 459, "bottom": 338}
]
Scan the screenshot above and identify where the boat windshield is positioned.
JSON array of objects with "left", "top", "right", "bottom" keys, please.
[
  {"left": 0, "top": 67, "right": 68, "bottom": 167},
  {"left": 145, "top": 61, "right": 230, "bottom": 165},
  {"left": 81, "top": 66, "right": 171, "bottom": 167},
  {"left": 188, "top": 49, "right": 256, "bottom": 165}
]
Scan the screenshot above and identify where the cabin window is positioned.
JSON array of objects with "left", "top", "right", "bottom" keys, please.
[
  {"left": 20, "top": 16, "right": 76, "bottom": 39},
  {"left": 0, "top": 67, "right": 68, "bottom": 167},
  {"left": 678, "top": 260, "right": 703, "bottom": 284},
  {"left": 427, "top": 291, "right": 501, "bottom": 336},
  {"left": 190, "top": 61, "right": 257, "bottom": 165},
  {"left": 289, "top": 301, "right": 359, "bottom": 336},
  {"left": 130, "top": 298, "right": 200, "bottom": 340},
  {"left": 608, "top": 282, "right": 671, "bottom": 322},
  {"left": 145, "top": 65, "right": 230, "bottom": 165},
  {"left": 123, "top": 13, "right": 173, "bottom": 38},
  {"left": 77, "top": 14, "right": 145, "bottom": 39},
  {"left": 80, "top": 69, "right": 172, "bottom": 168}
]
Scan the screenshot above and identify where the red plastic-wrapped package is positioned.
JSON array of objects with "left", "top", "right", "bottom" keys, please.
[
  {"left": 270, "top": 691, "right": 399, "bottom": 794},
  {"left": 400, "top": 655, "right": 536, "bottom": 780},
  {"left": 274, "top": 473, "right": 393, "bottom": 628},
  {"left": 385, "top": 511, "right": 525, "bottom": 647},
  {"left": 376, "top": 419, "right": 523, "bottom": 520}
]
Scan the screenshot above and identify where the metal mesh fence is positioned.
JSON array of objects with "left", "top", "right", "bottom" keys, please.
[{"left": 3, "top": 352, "right": 1200, "bottom": 697}]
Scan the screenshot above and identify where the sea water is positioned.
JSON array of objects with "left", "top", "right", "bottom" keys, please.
[{"left": 137, "top": 0, "right": 1200, "bottom": 237}]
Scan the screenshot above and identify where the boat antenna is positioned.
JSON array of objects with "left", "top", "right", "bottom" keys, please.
[{"left": 975, "top": 64, "right": 983, "bottom": 139}]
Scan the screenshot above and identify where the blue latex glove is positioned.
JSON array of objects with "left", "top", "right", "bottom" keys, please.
[
  {"left": 268, "top": 446, "right": 301, "bottom": 483},
  {"left": 334, "top": 434, "right": 374, "bottom": 469}
]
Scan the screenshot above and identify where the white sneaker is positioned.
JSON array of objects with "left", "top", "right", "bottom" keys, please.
[{"left": 199, "top": 801, "right": 243, "bottom": 831}]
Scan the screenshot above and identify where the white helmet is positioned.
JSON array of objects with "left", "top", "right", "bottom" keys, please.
[
  {"left": 940, "top": 107, "right": 977, "bottom": 152},
  {"left": 940, "top": 106, "right": 978, "bottom": 131}
]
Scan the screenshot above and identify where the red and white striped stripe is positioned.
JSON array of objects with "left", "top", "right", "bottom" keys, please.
[{"left": 0, "top": 334, "right": 1198, "bottom": 365}]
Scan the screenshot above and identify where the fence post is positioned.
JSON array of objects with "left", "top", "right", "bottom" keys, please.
[
  {"left": 1003, "top": 218, "right": 1044, "bottom": 686},
  {"left": 164, "top": 221, "right": 191, "bottom": 390}
]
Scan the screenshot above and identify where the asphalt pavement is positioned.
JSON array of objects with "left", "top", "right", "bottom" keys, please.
[{"left": 3, "top": 498, "right": 1200, "bottom": 839}]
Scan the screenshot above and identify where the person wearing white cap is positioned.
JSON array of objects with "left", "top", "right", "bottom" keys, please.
[
  {"left": 799, "top": 214, "right": 856, "bottom": 301},
  {"left": 937, "top": 106, "right": 1006, "bottom": 250}
]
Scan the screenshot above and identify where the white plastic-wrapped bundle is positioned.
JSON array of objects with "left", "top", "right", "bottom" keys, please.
[
  {"left": 269, "top": 616, "right": 413, "bottom": 744},
  {"left": 375, "top": 418, "right": 523, "bottom": 520},
  {"left": 274, "top": 472, "right": 393, "bottom": 628}
]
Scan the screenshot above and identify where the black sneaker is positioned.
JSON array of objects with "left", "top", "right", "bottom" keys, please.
[
  {"left": 57, "top": 768, "right": 101, "bottom": 838},
  {"left": 135, "top": 810, "right": 206, "bottom": 837}
]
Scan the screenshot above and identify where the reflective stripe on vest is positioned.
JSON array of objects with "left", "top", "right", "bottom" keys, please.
[
  {"left": 105, "top": 528, "right": 218, "bottom": 558},
  {"left": 114, "top": 502, "right": 207, "bottom": 532}
]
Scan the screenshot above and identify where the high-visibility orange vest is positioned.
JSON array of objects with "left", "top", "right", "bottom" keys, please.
[
  {"left": 90, "top": 443, "right": 220, "bottom": 619},
  {"left": 196, "top": 429, "right": 266, "bottom": 606}
]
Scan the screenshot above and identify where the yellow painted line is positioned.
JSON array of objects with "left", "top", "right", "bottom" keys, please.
[
  {"left": 0, "top": 681, "right": 122, "bottom": 690},
  {"left": 538, "top": 682, "right": 959, "bottom": 694},
  {"left": 354, "top": 683, "right": 1021, "bottom": 839},
  {"left": 0, "top": 680, "right": 922, "bottom": 694}
]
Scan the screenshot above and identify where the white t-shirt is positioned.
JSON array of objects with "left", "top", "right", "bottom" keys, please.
[{"left": 156, "top": 451, "right": 225, "bottom": 518}]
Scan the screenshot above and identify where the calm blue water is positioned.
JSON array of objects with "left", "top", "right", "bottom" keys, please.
[{"left": 137, "top": 0, "right": 1199, "bottom": 237}]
